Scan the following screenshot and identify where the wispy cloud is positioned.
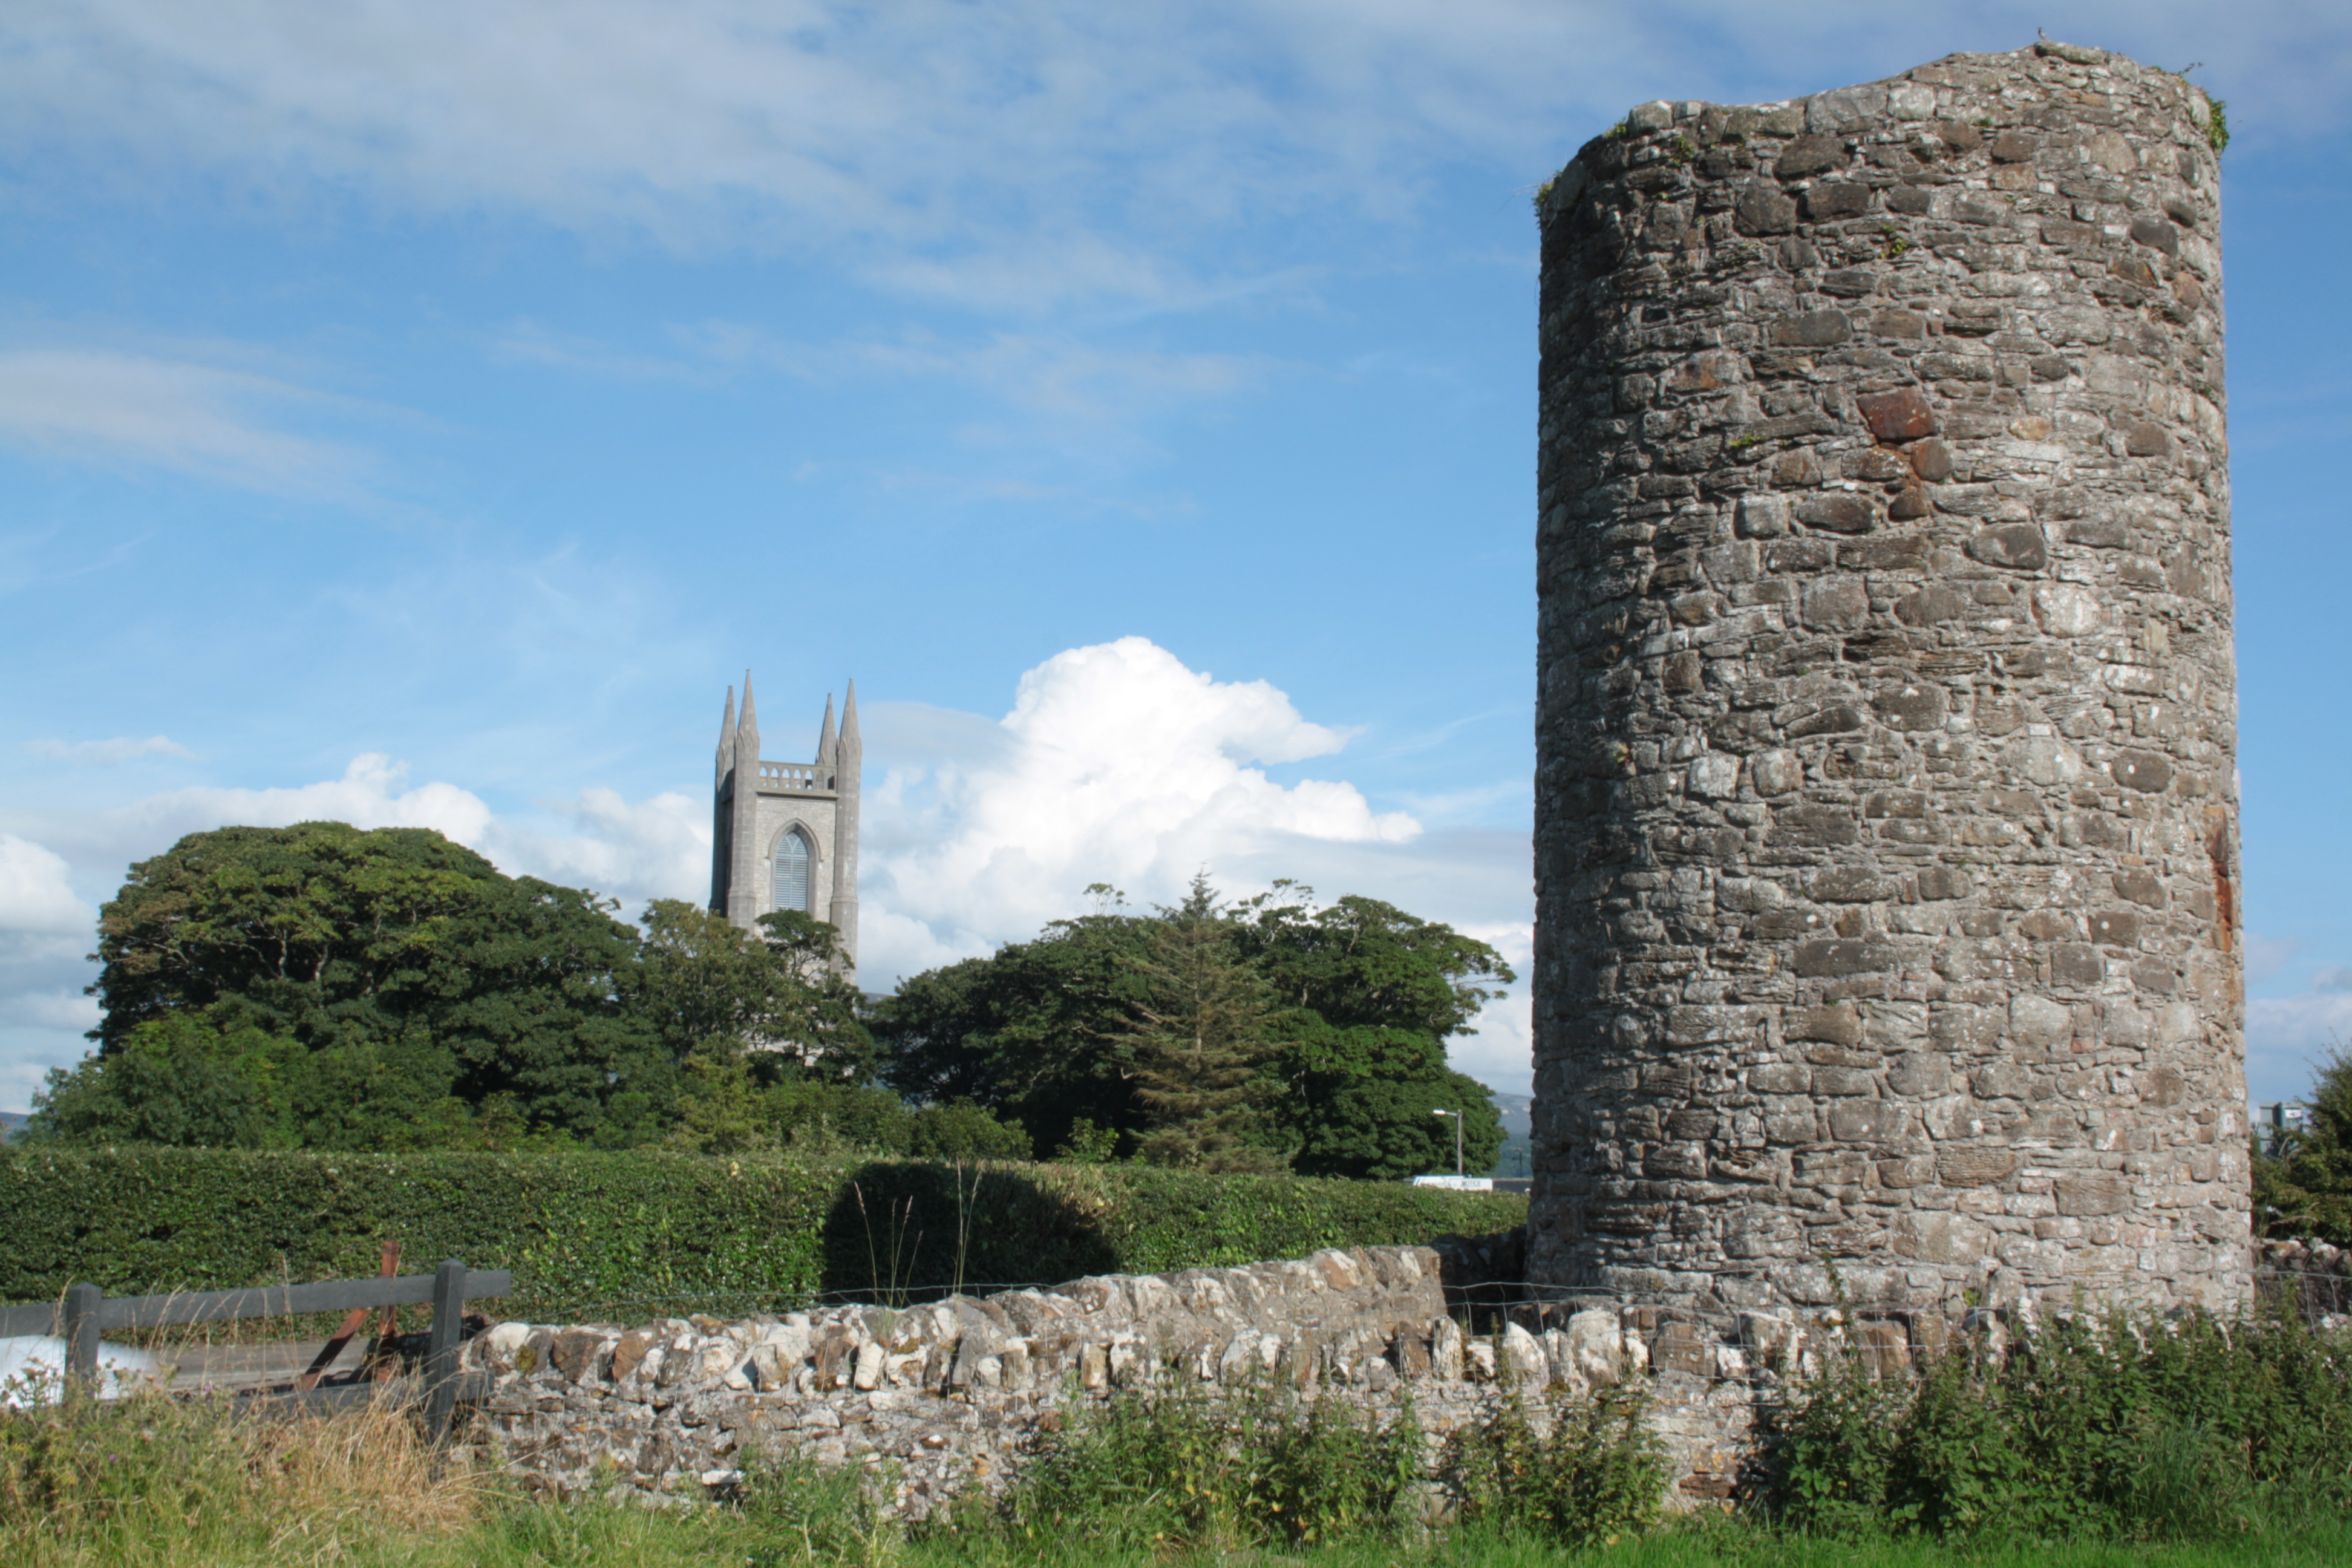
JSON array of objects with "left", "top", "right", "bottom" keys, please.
[
  {"left": 659, "top": 320, "right": 1278, "bottom": 423},
  {"left": 495, "top": 319, "right": 1282, "bottom": 465},
  {"left": 2244, "top": 930, "right": 2303, "bottom": 987},
  {"left": 26, "top": 736, "right": 196, "bottom": 766},
  {"left": 2247, "top": 969, "right": 2352, "bottom": 1103},
  {"left": 10, "top": 2, "right": 2337, "bottom": 312},
  {"left": 487, "top": 322, "right": 718, "bottom": 384},
  {"left": 0, "top": 348, "right": 379, "bottom": 499}
]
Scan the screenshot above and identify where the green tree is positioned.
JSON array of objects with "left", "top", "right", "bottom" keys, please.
[
  {"left": 1235, "top": 886, "right": 1514, "bottom": 1040},
  {"left": 1236, "top": 886, "right": 1512, "bottom": 1178},
  {"left": 874, "top": 875, "right": 1509, "bottom": 1177},
  {"left": 24, "top": 1011, "right": 295, "bottom": 1149},
  {"left": 908, "top": 1100, "right": 1034, "bottom": 1161},
  {"left": 1273, "top": 1022, "right": 1504, "bottom": 1180},
  {"left": 39, "top": 823, "right": 662, "bottom": 1148},
  {"left": 1118, "top": 877, "right": 1282, "bottom": 1171},
  {"left": 872, "top": 903, "right": 1155, "bottom": 1155},
  {"left": 629, "top": 901, "right": 872, "bottom": 1079},
  {"left": 2255, "top": 1048, "right": 2352, "bottom": 1239}
]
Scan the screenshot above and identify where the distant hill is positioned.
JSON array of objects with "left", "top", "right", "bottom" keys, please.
[
  {"left": 1488, "top": 1092, "right": 1531, "bottom": 1138},
  {"left": 1486, "top": 1091, "right": 1532, "bottom": 1179}
]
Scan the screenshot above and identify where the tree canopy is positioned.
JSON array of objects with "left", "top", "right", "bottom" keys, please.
[
  {"left": 874, "top": 877, "right": 1510, "bottom": 1177},
  {"left": 34, "top": 826, "right": 1509, "bottom": 1178},
  {"left": 30, "top": 823, "right": 878, "bottom": 1152},
  {"left": 2255, "top": 1050, "right": 2352, "bottom": 1241}
]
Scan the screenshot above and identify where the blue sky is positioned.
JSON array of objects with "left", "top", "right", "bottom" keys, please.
[{"left": 1, "top": 2, "right": 2347, "bottom": 1114}]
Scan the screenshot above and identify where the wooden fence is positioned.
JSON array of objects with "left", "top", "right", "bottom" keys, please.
[{"left": 0, "top": 1259, "right": 510, "bottom": 1438}]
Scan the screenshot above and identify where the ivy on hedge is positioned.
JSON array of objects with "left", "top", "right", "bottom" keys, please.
[{"left": 0, "top": 1147, "right": 1524, "bottom": 1322}]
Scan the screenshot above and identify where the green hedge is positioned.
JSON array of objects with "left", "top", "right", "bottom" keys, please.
[{"left": 0, "top": 1148, "right": 1524, "bottom": 1323}]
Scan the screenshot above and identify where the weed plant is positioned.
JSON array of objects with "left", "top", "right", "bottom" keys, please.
[
  {"left": 738, "top": 1447, "right": 904, "bottom": 1564},
  {"left": 979, "top": 1370, "right": 1423, "bottom": 1550},
  {"left": 1767, "top": 1306, "right": 2352, "bottom": 1543},
  {"left": 1443, "top": 1380, "right": 1670, "bottom": 1547}
]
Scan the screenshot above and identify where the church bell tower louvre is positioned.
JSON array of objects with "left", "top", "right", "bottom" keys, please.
[{"left": 710, "top": 671, "right": 861, "bottom": 977}]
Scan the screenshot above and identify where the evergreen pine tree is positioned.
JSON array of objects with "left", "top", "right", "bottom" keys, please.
[{"left": 1119, "top": 875, "right": 1284, "bottom": 1172}]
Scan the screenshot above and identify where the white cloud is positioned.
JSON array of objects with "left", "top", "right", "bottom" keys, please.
[
  {"left": 0, "top": 837, "right": 90, "bottom": 934},
  {"left": 0, "top": 348, "right": 377, "bottom": 498},
  {"left": 867, "top": 636, "right": 1414, "bottom": 958},
  {"left": 8, "top": 2, "right": 2337, "bottom": 310},
  {"left": 25, "top": 736, "right": 195, "bottom": 766},
  {"left": 482, "top": 787, "right": 709, "bottom": 915},
  {"left": 0, "top": 989, "right": 100, "bottom": 1033},
  {"left": 2247, "top": 975, "right": 2352, "bottom": 1105},
  {"left": 4, "top": 756, "right": 709, "bottom": 920},
  {"left": 0, "top": 851, "right": 103, "bottom": 1111},
  {"left": 105, "top": 754, "right": 499, "bottom": 851},
  {"left": 1453, "top": 991, "right": 1532, "bottom": 1098}
]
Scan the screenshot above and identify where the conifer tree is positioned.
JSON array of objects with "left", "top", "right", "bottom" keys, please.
[
  {"left": 2255, "top": 1049, "right": 2352, "bottom": 1240},
  {"left": 1117, "top": 875, "right": 1283, "bottom": 1171}
]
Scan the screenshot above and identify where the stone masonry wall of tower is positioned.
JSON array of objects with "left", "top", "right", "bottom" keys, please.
[{"left": 1529, "top": 43, "right": 2246, "bottom": 1316}]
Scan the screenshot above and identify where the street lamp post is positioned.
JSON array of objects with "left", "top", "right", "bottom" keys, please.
[{"left": 1431, "top": 1108, "right": 1463, "bottom": 1178}]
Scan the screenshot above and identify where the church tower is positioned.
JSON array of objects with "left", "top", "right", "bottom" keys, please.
[{"left": 710, "top": 673, "right": 861, "bottom": 976}]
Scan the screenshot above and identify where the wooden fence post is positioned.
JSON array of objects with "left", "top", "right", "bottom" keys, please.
[
  {"left": 423, "top": 1258, "right": 466, "bottom": 1443},
  {"left": 62, "top": 1282, "right": 103, "bottom": 1394}
]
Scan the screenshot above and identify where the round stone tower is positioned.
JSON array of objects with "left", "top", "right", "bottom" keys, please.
[{"left": 1529, "top": 42, "right": 2246, "bottom": 1317}]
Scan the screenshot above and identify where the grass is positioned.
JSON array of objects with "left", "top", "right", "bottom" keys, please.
[
  {"left": 179, "top": 1504, "right": 2352, "bottom": 1568},
  {"left": 11, "top": 1305, "right": 2352, "bottom": 1568},
  {"left": 0, "top": 1380, "right": 477, "bottom": 1567},
  {"left": 7, "top": 1386, "right": 2350, "bottom": 1568}
]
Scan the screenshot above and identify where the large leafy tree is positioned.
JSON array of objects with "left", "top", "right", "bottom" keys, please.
[
  {"left": 30, "top": 823, "right": 892, "bottom": 1152},
  {"left": 37, "top": 823, "right": 664, "bottom": 1148},
  {"left": 1235, "top": 887, "right": 1510, "bottom": 1178},
  {"left": 873, "top": 878, "right": 1512, "bottom": 1178},
  {"left": 875, "top": 900, "right": 1157, "bottom": 1158},
  {"left": 1272, "top": 1021, "right": 1504, "bottom": 1180},
  {"left": 629, "top": 901, "right": 872, "bottom": 1079}
]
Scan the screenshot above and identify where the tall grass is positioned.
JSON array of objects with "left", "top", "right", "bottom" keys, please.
[{"left": 0, "top": 1378, "right": 480, "bottom": 1567}]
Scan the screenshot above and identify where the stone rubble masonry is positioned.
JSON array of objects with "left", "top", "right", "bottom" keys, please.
[
  {"left": 459, "top": 1245, "right": 1790, "bottom": 1512},
  {"left": 1529, "top": 42, "right": 2247, "bottom": 1316}
]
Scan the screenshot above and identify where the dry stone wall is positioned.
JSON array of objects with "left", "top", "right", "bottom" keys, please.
[
  {"left": 1529, "top": 42, "right": 2247, "bottom": 1316},
  {"left": 459, "top": 1245, "right": 1782, "bottom": 1513}
]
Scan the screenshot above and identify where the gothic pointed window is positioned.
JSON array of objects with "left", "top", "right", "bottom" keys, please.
[{"left": 773, "top": 829, "right": 812, "bottom": 915}]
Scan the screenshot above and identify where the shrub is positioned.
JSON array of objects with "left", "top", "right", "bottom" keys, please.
[
  {"left": 1767, "top": 1307, "right": 2352, "bottom": 1541},
  {"left": 0, "top": 1145, "right": 1524, "bottom": 1322},
  {"left": 907, "top": 1102, "right": 1031, "bottom": 1162},
  {"left": 1443, "top": 1380, "right": 1670, "bottom": 1548},
  {"left": 996, "top": 1374, "right": 1422, "bottom": 1550},
  {"left": 739, "top": 1446, "right": 903, "bottom": 1564}
]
